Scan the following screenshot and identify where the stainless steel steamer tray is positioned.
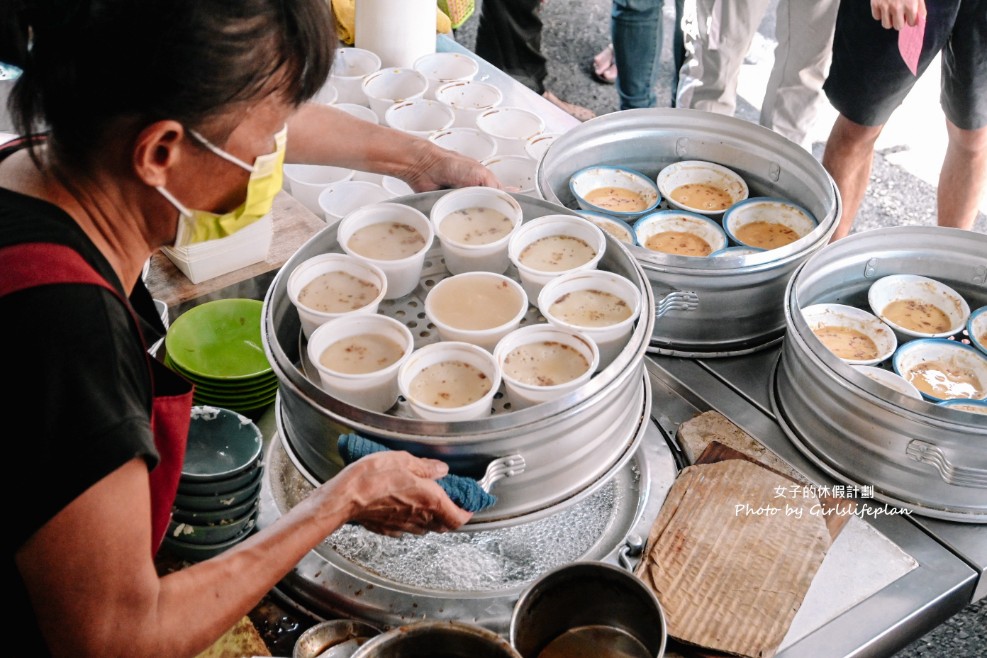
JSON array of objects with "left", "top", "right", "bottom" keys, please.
[
  {"left": 774, "top": 226, "right": 987, "bottom": 523},
  {"left": 262, "top": 192, "right": 656, "bottom": 528},
  {"left": 537, "top": 108, "right": 840, "bottom": 357}
]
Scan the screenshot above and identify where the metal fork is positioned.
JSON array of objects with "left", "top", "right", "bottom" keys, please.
[
  {"left": 655, "top": 290, "right": 699, "bottom": 319},
  {"left": 477, "top": 454, "right": 526, "bottom": 493}
]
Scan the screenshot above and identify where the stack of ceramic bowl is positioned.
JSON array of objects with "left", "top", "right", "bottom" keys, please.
[
  {"left": 163, "top": 405, "right": 264, "bottom": 562},
  {"left": 164, "top": 299, "right": 277, "bottom": 419}
]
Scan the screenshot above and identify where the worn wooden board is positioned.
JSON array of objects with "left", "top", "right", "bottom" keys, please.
[{"left": 635, "top": 456, "right": 833, "bottom": 658}]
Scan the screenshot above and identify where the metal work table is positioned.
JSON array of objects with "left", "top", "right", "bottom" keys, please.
[
  {"left": 644, "top": 349, "right": 982, "bottom": 657},
  {"left": 152, "top": 35, "right": 984, "bottom": 657}
]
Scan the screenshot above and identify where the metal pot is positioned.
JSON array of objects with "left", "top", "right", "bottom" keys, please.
[
  {"left": 509, "top": 561, "right": 667, "bottom": 658},
  {"left": 536, "top": 108, "right": 840, "bottom": 357},
  {"left": 351, "top": 621, "right": 522, "bottom": 658},
  {"left": 262, "top": 192, "right": 655, "bottom": 528},
  {"left": 773, "top": 226, "right": 987, "bottom": 522}
]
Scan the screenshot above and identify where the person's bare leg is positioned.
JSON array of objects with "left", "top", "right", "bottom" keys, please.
[
  {"left": 938, "top": 119, "right": 987, "bottom": 230},
  {"left": 822, "top": 113, "right": 884, "bottom": 240}
]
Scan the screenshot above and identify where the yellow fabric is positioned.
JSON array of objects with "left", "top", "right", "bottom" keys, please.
[{"left": 331, "top": 0, "right": 451, "bottom": 45}]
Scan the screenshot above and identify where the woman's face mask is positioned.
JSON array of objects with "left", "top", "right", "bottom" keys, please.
[{"left": 157, "top": 125, "right": 287, "bottom": 247}]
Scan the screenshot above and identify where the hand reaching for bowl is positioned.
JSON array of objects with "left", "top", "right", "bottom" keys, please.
[{"left": 330, "top": 450, "right": 473, "bottom": 536}]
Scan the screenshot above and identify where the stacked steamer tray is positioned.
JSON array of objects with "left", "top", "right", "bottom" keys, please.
[
  {"left": 536, "top": 108, "right": 841, "bottom": 358},
  {"left": 258, "top": 190, "right": 666, "bottom": 632},
  {"left": 775, "top": 226, "right": 987, "bottom": 522},
  {"left": 164, "top": 406, "right": 264, "bottom": 562},
  {"left": 164, "top": 299, "right": 277, "bottom": 419}
]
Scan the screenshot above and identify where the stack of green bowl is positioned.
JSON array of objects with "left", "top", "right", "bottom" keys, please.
[
  {"left": 163, "top": 405, "right": 265, "bottom": 562},
  {"left": 164, "top": 298, "right": 277, "bottom": 418}
]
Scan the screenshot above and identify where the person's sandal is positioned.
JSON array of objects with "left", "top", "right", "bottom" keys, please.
[
  {"left": 542, "top": 91, "right": 596, "bottom": 122},
  {"left": 591, "top": 44, "right": 617, "bottom": 85}
]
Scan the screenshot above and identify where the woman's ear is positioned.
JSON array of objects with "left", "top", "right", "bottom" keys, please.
[{"left": 132, "top": 120, "right": 186, "bottom": 187}]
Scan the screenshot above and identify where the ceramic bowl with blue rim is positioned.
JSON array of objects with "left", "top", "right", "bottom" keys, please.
[
  {"left": 569, "top": 165, "right": 661, "bottom": 221},
  {"left": 632, "top": 210, "right": 727, "bottom": 258},
  {"left": 967, "top": 306, "right": 987, "bottom": 356},
  {"left": 722, "top": 197, "right": 818, "bottom": 251},
  {"left": 892, "top": 338, "right": 987, "bottom": 403}
]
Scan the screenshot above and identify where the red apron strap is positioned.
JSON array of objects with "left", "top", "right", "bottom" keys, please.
[{"left": 0, "top": 242, "right": 192, "bottom": 554}]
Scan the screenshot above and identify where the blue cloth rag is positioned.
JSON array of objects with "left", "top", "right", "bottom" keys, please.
[{"left": 338, "top": 433, "right": 497, "bottom": 513}]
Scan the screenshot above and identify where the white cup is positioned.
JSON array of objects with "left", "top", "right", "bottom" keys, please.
[
  {"left": 508, "top": 214, "right": 607, "bottom": 301},
  {"left": 481, "top": 155, "right": 538, "bottom": 196},
  {"left": 283, "top": 164, "right": 356, "bottom": 216},
  {"left": 397, "top": 341, "right": 502, "bottom": 422},
  {"left": 435, "top": 80, "right": 504, "bottom": 128},
  {"left": 286, "top": 253, "right": 388, "bottom": 339},
  {"left": 334, "top": 102, "right": 380, "bottom": 125},
  {"left": 429, "top": 127, "right": 498, "bottom": 162},
  {"left": 338, "top": 202, "right": 434, "bottom": 299},
  {"left": 381, "top": 175, "right": 415, "bottom": 197},
  {"left": 307, "top": 314, "right": 414, "bottom": 412},
  {"left": 475, "top": 106, "right": 545, "bottom": 156},
  {"left": 317, "top": 180, "right": 395, "bottom": 225},
  {"left": 362, "top": 68, "right": 429, "bottom": 123},
  {"left": 413, "top": 52, "right": 480, "bottom": 100},
  {"left": 424, "top": 271, "right": 528, "bottom": 351},
  {"left": 429, "top": 186, "right": 523, "bottom": 274},
  {"left": 384, "top": 98, "right": 456, "bottom": 137},
  {"left": 312, "top": 80, "right": 338, "bottom": 106},
  {"left": 524, "top": 132, "right": 560, "bottom": 162},
  {"left": 331, "top": 47, "right": 382, "bottom": 106},
  {"left": 493, "top": 323, "right": 599, "bottom": 409},
  {"left": 537, "top": 270, "right": 642, "bottom": 370}
]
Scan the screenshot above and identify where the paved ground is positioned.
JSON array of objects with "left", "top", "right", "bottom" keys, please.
[{"left": 451, "top": 2, "right": 987, "bottom": 657}]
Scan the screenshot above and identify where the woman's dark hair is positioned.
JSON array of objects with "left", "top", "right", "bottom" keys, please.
[{"left": 1, "top": 0, "right": 336, "bottom": 164}]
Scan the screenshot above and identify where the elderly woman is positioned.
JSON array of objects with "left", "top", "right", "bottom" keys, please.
[{"left": 1, "top": 2, "right": 489, "bottom": 656}]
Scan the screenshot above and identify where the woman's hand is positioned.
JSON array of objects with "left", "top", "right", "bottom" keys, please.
[
  {"left": 328, "top": 450, "right": 473, "bottom": 536},
  {"left": 871, "top": 0, "right": 926, "bottom": 30},
  {"left": 400, "top": 140, "right": 502, "bottom": 192}
]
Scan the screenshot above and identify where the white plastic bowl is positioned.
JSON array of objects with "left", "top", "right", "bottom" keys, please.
[
  {"left": 524, "top": 132, "right": 560, "bottom": 162},
  {"left": 632, "top": 210, "right": 727, "bottom": 258},
  {"left": 397, "top": 341, "right": 502, "bottom": 421},
  {"left": 868, "top": 274, "right": 971, "bottom": 340},
  {"left": 429, "top": 127, "right": 498, "bottom": 162},
  {"left": 337, "top": 202, "right": 434, "bottom": 299},
  {"left": 286, "top": 253, "right": 387, "bottom": 339},
  {"left": 723, "top": 197, "right": 818, "bottom": 251},
  {"left": 568, "top": 165, "right": 660, "bottom": 221},
  {"left": 892, "top": 338, "right": 987, "bottom": 403},
  {"left": 508, "top": 214, "right": 607, "bottom": 301},
  {"left": 656, "top": 159, "right": 749, "bottom": 216},
  {"left": 576, "top": 211, "right": 637, "bottom": 247},
  {"left": 800, "top": 303, "right": 898, "bottom": 366},
  {"left": 493, "top": 324, "right": 599, "bottom": 409},
  {"left": 481, "top": 155, "right": 538, "bottom": 196},
  {"left": 384, "top": 98, "right": 455, "bottom": 137},
  {"left": 429, "top": 186, "right": 524, "bottom": 274},
  {"left": 306, "top": 314, "right": 414, "bottom": 412},
  {"left": 475, "top": 106, "right": 545, "bottom": 156},
  {"left": 413, "top": 51, "right": 479, "bottom": 100},
  {"left": 317, "top": 180, "right": 395, "bottom": 225},
  {"left": 852, "top": 365, "right": 923, "bottom": 400},
  {"left": 435, "top": 80, "right": 504, "bottom": 128},
  {"left": 537, "top": 269, "right": 642, "bottom": 370},
  {"left": 424, "top": 272, "right": 528, "bottom": 351},
  {"left": 361, "top": 67, "right": 428, "bottom": 122}
]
